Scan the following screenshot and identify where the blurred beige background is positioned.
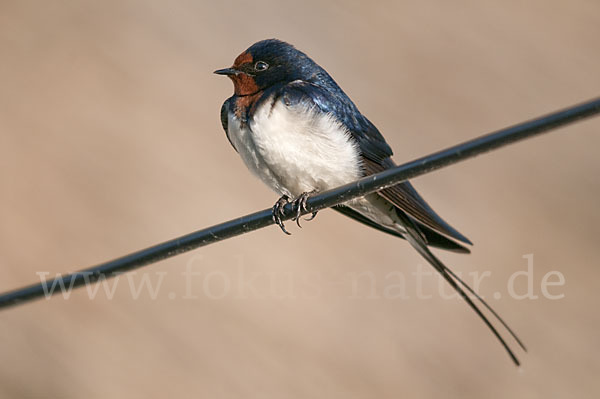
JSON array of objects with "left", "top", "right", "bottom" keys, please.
[{"left": 1, "top": 0, "right": 599, "bottom": 398}]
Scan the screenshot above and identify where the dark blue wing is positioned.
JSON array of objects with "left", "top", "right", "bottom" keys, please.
[
  {"left": 220, "top": 97, "right": 238, "bottom": 152},
  {"left": 333, "top": 206, "right": 470, "bottom": 253},
  {"left": 362, "top": 156, "right": 472, "bottom": 245}
]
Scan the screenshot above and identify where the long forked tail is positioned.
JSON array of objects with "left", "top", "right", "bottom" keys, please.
[{"left": 394, "top": 210, "right": 526, "bottom": 366}]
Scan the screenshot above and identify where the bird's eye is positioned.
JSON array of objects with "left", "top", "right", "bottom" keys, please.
[{"left": 254, "top": 61, "right": 269, "bottom": 71}]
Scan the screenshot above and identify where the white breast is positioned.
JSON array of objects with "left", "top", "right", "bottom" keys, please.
[{"left": 227, "top": 96, "right": 363, "bottom": 198}]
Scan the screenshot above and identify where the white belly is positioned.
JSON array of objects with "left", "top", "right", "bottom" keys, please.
[{"left": 227, "top": 98, "right": 363, "bottom": 198}]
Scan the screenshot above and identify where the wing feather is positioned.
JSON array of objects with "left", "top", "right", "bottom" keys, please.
[
  {"left": 362, "top": 157, "right": 472, "bottom": 245},
  {"left": 333, "top": 206, "right": 470, "bottom": 253},
  {"left": 220, "top": 97, "right": 238, "bottom": 152}
]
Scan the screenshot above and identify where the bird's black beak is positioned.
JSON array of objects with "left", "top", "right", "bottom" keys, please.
[{"left": 214, "top": 67, "right": 240, "bottom": 76}]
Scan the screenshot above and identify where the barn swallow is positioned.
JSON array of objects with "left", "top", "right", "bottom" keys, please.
[{"left": 215, "top": 39, "right": 525, "bottom": 364}]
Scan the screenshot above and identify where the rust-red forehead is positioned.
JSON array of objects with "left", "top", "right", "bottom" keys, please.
[{"left": 233, "top": 51, "right": 253, "bottom": 67}]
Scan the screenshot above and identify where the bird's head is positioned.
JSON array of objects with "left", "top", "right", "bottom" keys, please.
[{"left": 214, "top": 39, "right": 325, "bottom": 96}]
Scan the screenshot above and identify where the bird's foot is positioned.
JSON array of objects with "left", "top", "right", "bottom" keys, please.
[
  {"left": 272, "top": 195, "right": 292, "bottom": 235},
  {"left": 272, "top": 191, "right": 319, "bottom": 234},
  {"left": 291, "top": 191, "right": 318, "bottom": 228}
]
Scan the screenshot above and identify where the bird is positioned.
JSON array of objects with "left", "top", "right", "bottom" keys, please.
[{"left": 214, "top": 39, "right": 525, "bottom": 365}]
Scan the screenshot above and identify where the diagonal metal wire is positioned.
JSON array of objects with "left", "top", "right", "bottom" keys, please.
[{"left": 1, "top": 97, "right": 599, "bottom": 310}]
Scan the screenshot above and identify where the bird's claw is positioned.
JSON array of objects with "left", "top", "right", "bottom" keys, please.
[
  {"left": 292, "top": 191, "right": 318, "bottom": 228},
  {"left": 272, "top": 195, "right": 291, "bottom": 235}
]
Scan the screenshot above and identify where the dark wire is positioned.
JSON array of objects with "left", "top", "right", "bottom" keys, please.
[{"left": 1, "top": 97, "right": 599, "bottom": 310}]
